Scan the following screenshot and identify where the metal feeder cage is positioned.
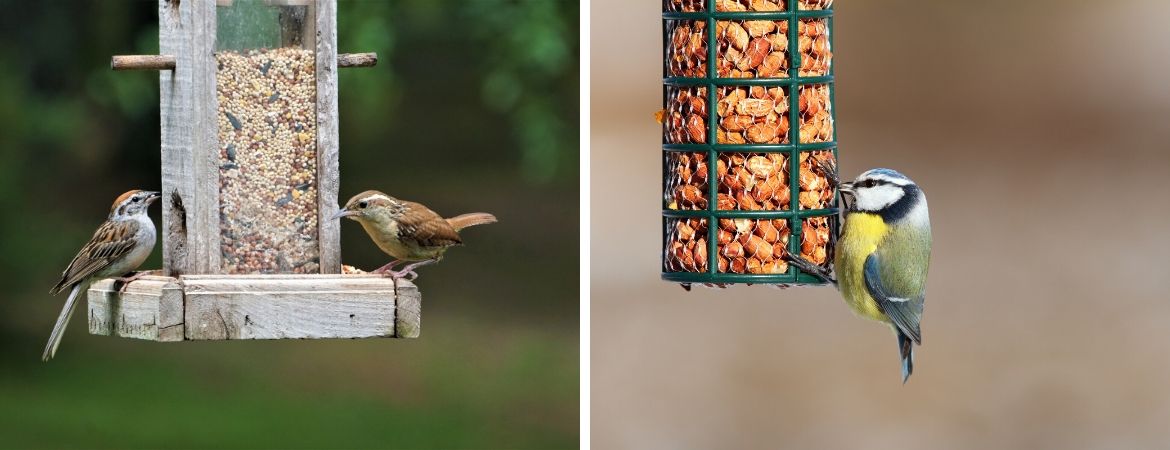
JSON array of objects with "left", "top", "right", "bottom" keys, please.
[{"left": 662, "top": 0, "right": 839, "bottom": 287}]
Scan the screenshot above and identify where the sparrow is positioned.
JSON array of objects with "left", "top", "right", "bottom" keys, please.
[
  {"left": 332, "top": 190, "right": 496, "bottom": 280},
  {"left": 44, "top": 189, "right": 160, "bottom": 361}
]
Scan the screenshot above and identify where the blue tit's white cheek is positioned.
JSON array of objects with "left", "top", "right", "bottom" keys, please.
[{"left": 854, "top": 184, "right": 904, "bottom": 211}]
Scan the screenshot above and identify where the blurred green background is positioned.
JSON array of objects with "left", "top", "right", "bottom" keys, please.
[{"left": 0, "top": 1, "right": 579, "bottom": 448}]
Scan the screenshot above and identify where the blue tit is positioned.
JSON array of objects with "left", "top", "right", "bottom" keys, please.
[{"left": 835, "top": 168, "right": 931, "bottom": 383}]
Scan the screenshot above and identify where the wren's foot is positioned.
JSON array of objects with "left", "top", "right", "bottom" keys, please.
[
  {"left": 382, "top": 258, "right": 439, "bottom": 281},
  {"left": 115, "top": 271, "right": 151, "bottom": 294},
  {"left": 382, "top": 269, "right": 419, "bottom": 281},
  {"left": 782, "top": 253, "right": 837, "bottom": 286},
  {"left": 372, "top": 259, "right": 405, "bottom": 274}
]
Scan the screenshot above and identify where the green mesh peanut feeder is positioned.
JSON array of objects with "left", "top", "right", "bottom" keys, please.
[{"left": 662, "top": 0, "right": 839, "bottom": 287}]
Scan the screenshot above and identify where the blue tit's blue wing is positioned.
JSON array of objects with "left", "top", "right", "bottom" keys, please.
[{"left": 864, "top": 251, "right": 925, "bottom": 344}]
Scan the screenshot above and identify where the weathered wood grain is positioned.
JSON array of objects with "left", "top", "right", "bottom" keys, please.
[
  {"left": 394, "top": 281, "right": 421, "bottom": 338},
  {"left": 88, "top": 276, "right": 184, "bottom": 341},
  {"left": 111, "top": 55, "right": 176, "bottom": 71},
  {"left": 183, "top": 275, "right": 406, "bottom": 340},
  {"left": 160, "top": 0, "right": 220, "bottom": 276},
  {"left": 87, "top": 275, "right": 417, "bottom": 341},
  {"left": 315, "top": 0, "right": 341, "bottom": 274},
  {"left": 337, "top": 53, "right": 377, "bottom": 68},
  {"left": 182, "top": 274, "right": 406, "bottom": 291}
]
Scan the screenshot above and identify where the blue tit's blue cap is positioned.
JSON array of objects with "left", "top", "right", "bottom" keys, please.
[{"left": 862, "top": 168, "right": 910, "bottom": 181}]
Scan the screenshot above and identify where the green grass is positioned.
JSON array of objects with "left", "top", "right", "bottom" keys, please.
[{"left": 0, "top": 317, "right": 578, "bottom": 449}]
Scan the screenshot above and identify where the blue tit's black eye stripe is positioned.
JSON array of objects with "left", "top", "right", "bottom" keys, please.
[{"left": 879, "top": 184, "right": 919, "bottom": 223}]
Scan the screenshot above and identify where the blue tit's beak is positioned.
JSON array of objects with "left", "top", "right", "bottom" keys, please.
[
  {"left": 838, "top": 181, "right": 855, "bottom": 196},
  {"left": 331, "top": 209, "right": 357, "bottom": 220}
]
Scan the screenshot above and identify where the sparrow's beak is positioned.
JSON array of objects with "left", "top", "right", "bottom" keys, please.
[
  {"left": 331, "top": 209, "right": 357, "bottom": 220},
  {"left": 146, "top": 191, "right": 162, "bottom": 203}
]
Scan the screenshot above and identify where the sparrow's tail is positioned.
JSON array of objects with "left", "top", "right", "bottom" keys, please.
[
  {"left": 43, "top": 282, "right": 85, "bottom": 361},
  {"left": 447, "top": 212, "right": 497, "bottom": 231},
  {"left": 897, "top": 329, "right": 915, "bottom": 384}
]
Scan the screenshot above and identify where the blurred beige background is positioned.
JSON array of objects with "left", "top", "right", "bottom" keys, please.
[{"left": 591, "top": 1, "right": 1170, "bottom": 448}]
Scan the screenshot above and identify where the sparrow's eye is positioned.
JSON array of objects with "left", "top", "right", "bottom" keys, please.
[
  {"left": 358, "top": 201, "right": 368, "bottom": 209},
  {"left": 132, "top": 197, "right": 140, "bottom": 203}
]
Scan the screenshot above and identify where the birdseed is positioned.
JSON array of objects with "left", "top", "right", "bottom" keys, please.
[{"left": 216, "top": 47, "right": 320, "bottom": 274}]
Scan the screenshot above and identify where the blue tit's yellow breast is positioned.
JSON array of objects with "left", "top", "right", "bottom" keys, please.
[{"left": 834, "top": 212, "right": 891, "bottom": 323}]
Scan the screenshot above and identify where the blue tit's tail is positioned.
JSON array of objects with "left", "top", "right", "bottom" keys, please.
[{"left": 897, "top": 329, "right": 914, "bottom": 383}]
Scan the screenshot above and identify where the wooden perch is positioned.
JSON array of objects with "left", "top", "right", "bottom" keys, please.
[
  {"left": 338, "top": 53, "right": 378, "bottom": 68},
  {"left": 111, "top": 55, "right": 177, "bottom": 71},
  {"left": 88, "top": 274, "right": 420, "bottom": 340},
  {"left": 111, "top": 53, "right": 374, "bottom": 72}
]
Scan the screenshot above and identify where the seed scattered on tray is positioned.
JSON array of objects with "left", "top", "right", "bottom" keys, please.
[
  {"left": 216, "top": 47, "right": 320, "bottom": 274},
  {"left": 341, "top": 265, "right": 367, "bottom": 275}
]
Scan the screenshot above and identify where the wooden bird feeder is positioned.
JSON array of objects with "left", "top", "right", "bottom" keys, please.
[{"left": 92, "top": 0, "right": 420, "bottom": 341}]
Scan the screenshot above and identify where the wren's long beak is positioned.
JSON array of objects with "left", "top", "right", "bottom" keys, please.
[{"left": 331, "top": 209, "right": 357, "bottom": 220}]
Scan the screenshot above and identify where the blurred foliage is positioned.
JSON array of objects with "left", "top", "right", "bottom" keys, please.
[
  {"left": 336, "top": 0, "right": 578, "bottom": 184},
  {"left": 0, "top": 1, "right": 579, "bottom": 448}
]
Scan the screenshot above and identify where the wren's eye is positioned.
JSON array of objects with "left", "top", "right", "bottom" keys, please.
[{"left": 358, "top": 201, "right": 368, "bottom": 209}]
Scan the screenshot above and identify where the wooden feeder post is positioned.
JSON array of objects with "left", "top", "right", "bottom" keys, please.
[{"left": 93, "top": 0, "right": 414, "bottom": 341}]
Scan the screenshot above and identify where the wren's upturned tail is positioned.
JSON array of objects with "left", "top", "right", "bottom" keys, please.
[
  {"left": 333, "top": 191, "right": 498, "bottom": 280},
  {"left": 446, "top": 212, "right": 497, "bottom": 231}
]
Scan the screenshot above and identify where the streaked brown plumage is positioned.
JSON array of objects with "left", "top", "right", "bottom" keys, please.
[
  {"left": 51, "top": 219, "right": 143, "bottom": 294},
  {"left": 332, "top": 190, "right": 496, "bottom": 280},
  {"left": 45, "top": 190, "right": 159, "bottom": 361}
]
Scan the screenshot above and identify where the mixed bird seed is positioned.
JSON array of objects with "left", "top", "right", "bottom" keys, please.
[{"left": 216, "top": 47, "right": 320, "bottom": 274}]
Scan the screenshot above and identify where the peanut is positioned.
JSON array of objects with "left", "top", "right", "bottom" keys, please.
[
  {"left": 665, "top": 20, "right": 707, "bottom": 78},
  {"left": 716, "top": 20, "right": 788, "bottom": 79},
  {"left": 664, "top": 86, "right": 708, "bottom": 144}
]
